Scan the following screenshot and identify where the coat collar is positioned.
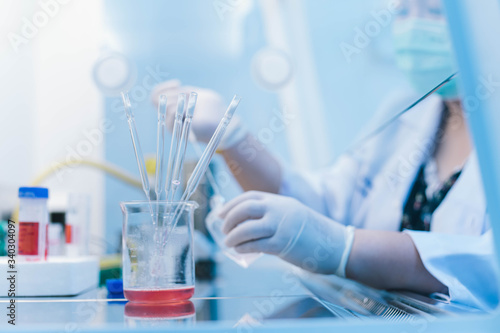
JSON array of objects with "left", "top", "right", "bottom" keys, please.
[
  {"left": 390, "top": 94, "right": 444, "bottom": 197},
  {"left": 398, "top": 96, "right": 486, "bottom": 217},
  {"left": 357, "top": 94, "right": 444, "bottom": 231},
  {"left": 395, "top": 96, "right": 486, "bottom": 233}
]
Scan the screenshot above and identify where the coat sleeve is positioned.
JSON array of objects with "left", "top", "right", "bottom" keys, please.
[
  {"left": 278, "top": 154, "right": 362, "bottom": 223},
  {"left": 279, "top": 90, "right": 421, "bottom": 223},
  {"left": 405, "top": 229, "right": 499, "bottom": 311}
]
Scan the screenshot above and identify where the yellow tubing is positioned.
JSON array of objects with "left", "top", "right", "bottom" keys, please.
[{"left": 11, "top": 159, "right": 143, "bottom": 222}]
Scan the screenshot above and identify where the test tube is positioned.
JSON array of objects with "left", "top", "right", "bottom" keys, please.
[
  {"left": 163, "top": 95, "right": 241, "bottom": 245},
  {"left": 166, "top": 92, "right": 197, "bottom": 203},
  {"left": 155, "top": 94, "right": 168, "bottom": 201}
]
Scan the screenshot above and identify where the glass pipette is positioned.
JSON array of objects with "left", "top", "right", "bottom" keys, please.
[
  {"left": 189, "top": 132, "right": 221, "bottom": 198},
  {"left": 164, "top": 93, "right": 186, "bottom": 208},
  {"left": 121, "top": 92, "right": 152, "bottom": 202},
  {"left": 162, "top": 95, "right": 241, "bottom": 245},
  {"left": 155, "top": 94, "right": 168, "bottom": 201},
  {"left": 166, "top": 92, "right": 197, "bottom": 203}
]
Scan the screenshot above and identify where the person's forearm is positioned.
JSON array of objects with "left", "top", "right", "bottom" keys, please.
[
  {"left": 220, "top": 134, "right": 282, "bottom": 193},
  {"left": 346, "top": 230, "right": 448, "bottom": 295}
]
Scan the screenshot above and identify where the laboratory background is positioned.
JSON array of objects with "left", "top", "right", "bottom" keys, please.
[
  {"left": 1, "top": 0, "right": 500, "bottom": 332},
  {"left": 0, "top": 0, "right": 407, "bottom": 254}
]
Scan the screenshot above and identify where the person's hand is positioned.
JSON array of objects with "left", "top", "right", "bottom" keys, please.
[
  {"left": 219, "top": 191, "right": 355, "bottom": 276},
  {"left": 151, "top": 80, "right": 246, "bottom": 149}
]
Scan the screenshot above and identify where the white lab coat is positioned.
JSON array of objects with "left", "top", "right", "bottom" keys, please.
[{"left": 279, "top": 92, "right": 499, "bottom": 311}]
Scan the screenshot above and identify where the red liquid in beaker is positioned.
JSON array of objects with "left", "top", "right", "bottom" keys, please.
[
  {"left": 124, "top": 301, "right": 195, "bottom": 318},
  {"left": 124, "top": 287, "right": 195, "bottom": 303}
]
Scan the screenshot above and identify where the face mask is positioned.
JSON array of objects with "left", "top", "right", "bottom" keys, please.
[{"left": 392, "top": 18, "right": 460, "bottom": 100}]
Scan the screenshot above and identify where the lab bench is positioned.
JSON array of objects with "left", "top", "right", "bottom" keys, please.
[{"left": 0, "top": 255, "right": 484, "bottom": 332}]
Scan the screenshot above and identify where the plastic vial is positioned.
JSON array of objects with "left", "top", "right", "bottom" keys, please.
[
  {"left": 48, "top": 223, "right": 64, "bottom": 256},
  {"left": 65, "top": 193, "right": 90, "bottom": 257},
  {"left": 18, "top": 187, "right": 49, "bottom": 261}
]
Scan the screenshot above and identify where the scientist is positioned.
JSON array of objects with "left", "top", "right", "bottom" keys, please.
[{"left": 152, "top": 0, "right": 498, "bottom": 310}]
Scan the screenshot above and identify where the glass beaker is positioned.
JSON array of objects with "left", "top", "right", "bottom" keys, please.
[{"left": 120, "top": 201, "right": 198, "bottom": 303}]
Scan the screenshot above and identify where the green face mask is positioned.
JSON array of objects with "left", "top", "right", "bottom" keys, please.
[{"left": 392, "top": 18, "right": 460, "bottom": 100}]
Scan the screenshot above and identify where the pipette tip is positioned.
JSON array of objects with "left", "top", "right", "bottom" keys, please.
[
  {"left": 121, "top": 91, "right": 134, "bottom": 118},
  {"left": 176, "top": 93, "right": 187, "bottom": 118},
  {"left": 121, "top": 92, "right": 131, "bottom": 107},
  {"left": 186, "top": 92, "right": 198, "bottom": 117},
  {"left": 158, "top": 94, "right": 167, "bottom": 111},
  {"left": 225, "top": 95, "right": 241, "bottom": 119}
]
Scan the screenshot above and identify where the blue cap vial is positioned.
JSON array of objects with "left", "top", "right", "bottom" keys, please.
[{"left": 18, "top": 187, "right": 49, "bottom": 199}]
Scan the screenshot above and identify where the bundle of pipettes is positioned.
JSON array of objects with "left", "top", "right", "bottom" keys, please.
[{"left": 120, "top": 91, "right": 241, "bottom": 247}]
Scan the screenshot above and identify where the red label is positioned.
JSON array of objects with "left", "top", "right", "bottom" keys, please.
[
  {"left": 19, "top": 222, "right": 39, "bottom": 255},
  {"left": 45, "top": 224, "right": 48, "bottom": 260},
  {"left": 65, "top": 225, "right": 72, "bottom": 244}
]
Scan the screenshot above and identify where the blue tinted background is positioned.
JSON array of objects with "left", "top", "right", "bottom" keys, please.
[{"left": 103, "top": 0, "right": 408, "bottom": 252}]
